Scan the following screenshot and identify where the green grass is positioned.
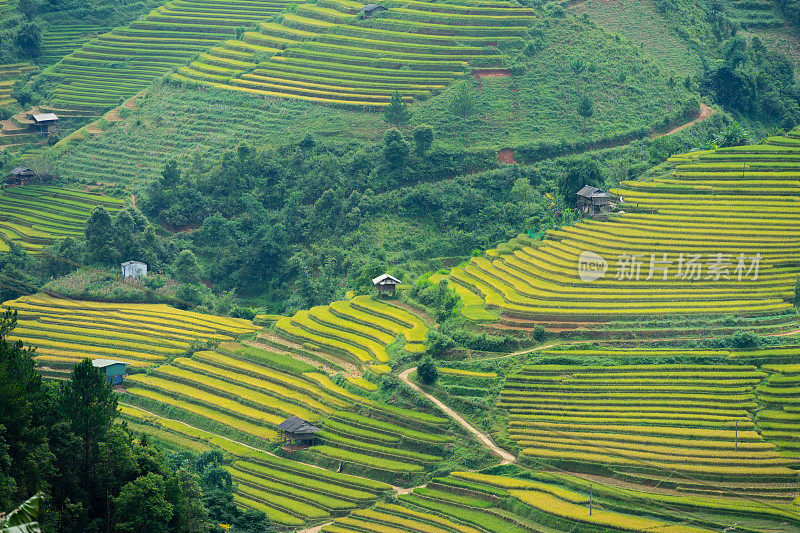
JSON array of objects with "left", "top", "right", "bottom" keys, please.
[{"left": 572, "top": 0, "right": 703, "bottom": 77}]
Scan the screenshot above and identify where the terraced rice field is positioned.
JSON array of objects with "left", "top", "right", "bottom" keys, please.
[
  {"left": 172, "top": 0, "right": 532, "bottom": 107},
  {"left": 435, "top": 131, "right": 800, "bottom": 331},
  {"left": 43, "top": 0, "right": 298, "bottom": 110},
  {"left": 719, "top": 0, "right": 784, "bottom": 29},
  {"left": 54, "top": 83, "right": 331, "bottom": 188},
  {"left": 0, "top": 63, "right": 37, "bottom": 107},
  {"left": 119, "top": 343, "right": 453, "bottom": 526},
  {"left": 0, "top": 185, "right": 123, "bottom": 253},
  {"left": 2, "top": 294, "right": 257, "bottom": 371},
  {"left": 276, "top": 295, "right": 428, "bottom": 369},
  {"left": 40, "top": 26, "right": 108, "bottom": 66},
  {"left": 119, "top": 403, "right": 393, "bottom": 528},
  {"left": 757, "top": 363, "right": 800, "bottom": 460},
  {"left": 499, "top": 364, "right": 800, "bottom": 501}
]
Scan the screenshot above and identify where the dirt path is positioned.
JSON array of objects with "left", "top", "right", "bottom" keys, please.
[
  {"left": 652, "top": 103, "right": 714, "bottom": 138},
  {"left": 130, "top": 193, "right": 136, "bottom": 209},
  {"left": 252, "top": 333, "right": 361, "bottom": 376},
  {"left": 398, "top": 368, "right": 515, "bottom": 464}
]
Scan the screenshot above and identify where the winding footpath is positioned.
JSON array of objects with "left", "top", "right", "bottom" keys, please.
[{"left": 398, "top": 368, "right": 516, "bottom": 464}]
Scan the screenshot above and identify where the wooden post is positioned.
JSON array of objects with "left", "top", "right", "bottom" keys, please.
[
  {"left": 735, "top": 420, "right": 738, "bottom": 451},
  {"left": 589, "top": 483, "right": 593, "bottom": 516}
]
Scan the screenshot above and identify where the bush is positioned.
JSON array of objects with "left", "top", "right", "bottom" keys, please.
[
  {"left": 532, "top": 325, "right": 546, "bottom": 343},
  {"left": 417, "top": 355, "right": 439, "bottom": 385},
  {"left": 229, "top": 307, "right": 256, "bottom": 320},
  {"left": 412, "top": 124, "right": 434, "bottom": 155},
  {"left": 426, "top": 329, "right": 456, "bottom": 358}
]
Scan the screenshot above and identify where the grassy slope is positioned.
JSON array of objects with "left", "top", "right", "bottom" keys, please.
[
  {"left": 412, "top": 15, "right": 692, "bottom": 145},
  {"left": 572, "top": 0, "right": 703, "bottom": 77}
]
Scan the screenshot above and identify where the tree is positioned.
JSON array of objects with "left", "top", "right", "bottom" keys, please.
[
  {"left": 448, "top": 82, "right": 477, "bottom": 143},
  {"left": 114, "top": 473, "right": 173, "bottom": 533},
  {"left": 714, "top": 121, "right": 748, "bottom": 147},
  {"left": 84, "top": 206, "right": 115, "bottom": 264},
  {"left": 577, "top": 95, "right": 594, "bottom": 134},
  {"left": 425, "top": 329, "right": 455, "bottom": 357},
  {"left": 173, "top": 250, "right": 203, "bottom": 285},
  {"left": 383, "top": 91, "right": 411, "bottom": 127},
  {"left": 14, "top": 23, "right": 41, "bottom": 58},
  {"left": 169, "top": 466, "right": 210, "bottom": 533},
  {"left": 559, "top": 157, "right": 603, "bottom": 207},
  {"left": 0, "top": 310, "right": 52, "bottom": 511},
  {"left": 412, "top": 124, "right": 434, "bottom": 155},
  {"left": 59, "top": 359, "right": 118, "bottom": 494},
  {"left": 383, "top": 129, "right": 410, "bottom": 169},
  {"left": 570, "top": 58, "right": 586, "bottom": 92},
  {"left": 417, "top": 355, "right": 438, "bottom": 385}
]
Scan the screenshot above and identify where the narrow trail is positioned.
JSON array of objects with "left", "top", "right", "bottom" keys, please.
[
  {"left": 652, "top": 103, "right": 714, "bottom": 138},
  {"left": 398, "top": 368, "right": 515, "bottom": 464}
]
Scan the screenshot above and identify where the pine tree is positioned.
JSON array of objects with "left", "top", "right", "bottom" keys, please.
[
  {"left": 577, "top": 95, "right": 594, "bottom": 134},
  {"left": 448, "top": 82, "right": 476, "bottom": 143},
  {"left": 383, "top": 91, "right": 411, "bottom": 127}
]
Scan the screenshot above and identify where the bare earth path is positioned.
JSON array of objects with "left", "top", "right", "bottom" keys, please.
[{"left": 398, "top": 368, "right": 515, "bottom": 464}]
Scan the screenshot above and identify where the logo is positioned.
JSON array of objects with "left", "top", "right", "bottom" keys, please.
[{"left": 578, "top": 251, "right": 608, "bottom": 282}]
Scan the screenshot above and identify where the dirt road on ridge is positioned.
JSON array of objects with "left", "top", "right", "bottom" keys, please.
[{"left": 398, "top": 368, "right": 515, "bottom": 464}]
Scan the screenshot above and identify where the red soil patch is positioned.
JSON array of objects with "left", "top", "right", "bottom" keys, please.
[
  {"left": 130, "top": 193, "right": 137, "bottom": 209},
  {"left": 497, "top": 148, "right": 516, "bottom": 164},
  {"left": 473, "top": 68, "right": 512, "bottom": 79}
]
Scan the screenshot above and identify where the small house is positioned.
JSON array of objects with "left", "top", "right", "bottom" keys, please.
[
  {"left": 121, "top": 260, "right": 148, "bottom": 279},
  {"left": 31, "top": 113, "right": 58, "bottom": 133},
  {"left": 359, "top": 3, "right": 387, "bottom": 17},
  {"left": 277, "top": 416, "right": 320, "bottom": 448},
  {"left": 576, "top": 185, "right": 616, "bottom": 215},
  {"left": 372, "top": 273, "right": 401, "bottom": 298},
  {"left": 92, "top": 359, "right": 127, "bottom": 386},
  {"left": 7, "top": 166, "right": 35, "bottom": 186}
]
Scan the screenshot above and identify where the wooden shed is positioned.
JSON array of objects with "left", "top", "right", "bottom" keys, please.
[
  {"left": 7, "top": 166, "right": 35, "bottom": 186},
  {"left": 359, "top": 3, "right": 387, "bottom": 17},
  {"left": 576, "top": 185, "right": 615, "bottom": 215},
  {"left": 277, "top": 416, "right": 320, "bottom": 447},
  {"left": 31, "top": 113, "right": 58, "bottom": 133},
  {"left": 92, "top": 359, "right": 127, "bottom": 386},
  {"left": 372, "top": 273, "right": 401, "bottom": 298}
]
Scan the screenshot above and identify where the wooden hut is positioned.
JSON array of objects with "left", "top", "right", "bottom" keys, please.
[
  {"left": 92, "top": 359, "right": 127, "bottom": 386},
  {"left": 277, "top": 416, "right": 320, "bottom": 448},
  {"left": 359, "top": 3, "right": 387, "bottom": 17},
  {"left": 31, "top": 113, "right": 58, "bottom": 132},
  {"left": 576, "top": 185, "right": 615, "bottom": 215},
  {"left": 372, "top": 273, "right": 401, "bottom": 298},
  {"left": 7, "top": 166, "right": 35, "bottom": 186}
]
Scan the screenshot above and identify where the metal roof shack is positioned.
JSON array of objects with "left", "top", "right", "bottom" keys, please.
[
  {"left": 121, "top": 260, "right": 148, "bottom": 279},
  {"left": 372, "top": 273, "right": 401, "bottom": 298},
  {"left": 92, "top": 359, "right": 127, "bottom": 385},
  {"left": 277, "top": 416, "right": 320, "bottom": 447},
  {"left": 31, "top": 113, "right": 58, "bottom": 132},
  {"left": 359, "top": 3, "right": 387, "bottom": 17}
]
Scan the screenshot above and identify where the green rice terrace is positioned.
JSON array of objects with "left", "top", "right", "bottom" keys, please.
[
  {"left": 4, "top": 0, "right": 800, "bottom": 531},
  {"left": 0, "top": 185, "right": 123, "bottom": 252}
]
